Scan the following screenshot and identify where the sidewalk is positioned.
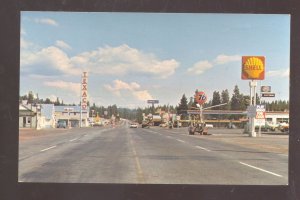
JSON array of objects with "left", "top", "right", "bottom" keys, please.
[
  {"left": 19, "top": 128, "right": 70, "bottom": 141},
  {"left": 200, "top": 128, "right": 289, "bottom": 154}
]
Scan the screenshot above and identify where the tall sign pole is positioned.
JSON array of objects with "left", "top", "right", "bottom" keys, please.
[
  {"left": 147, "top": 99, "right": 159, "bottom": 114},
  {"left": 80, "top": 72, "right": 88, "bottom": 128},
  {"left": 195, "top": 91, "right": 207, "bottom": 123},
  {"left": 242, "top": 56, "right": 265, "bottom": 137}
]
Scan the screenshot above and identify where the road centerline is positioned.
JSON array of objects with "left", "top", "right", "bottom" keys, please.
[
  {"left": 128, "top": 132, "right": 146, "bottom": 183},
  {"left": 69, "top": 138, "right": 79, "bottom": 142},
  {"left": 195, "top": 145, "right": 211, "bottom": 152},
  {"left": 40, "top": 145, "right": 57, "bottom": 152},
  {"left": 176, "top": 139, "right": 186, "bottom": 143},
  {"left": 239, "top": 162, "right": 283, "bottom": 177}
]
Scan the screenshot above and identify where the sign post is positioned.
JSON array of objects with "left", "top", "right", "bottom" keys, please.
[
  {"left": 255, "top": 104, "right": 266, "bottom": 137},
  {"left": 242, "top": 56, "right": 265, "bottom": 137},
  {"left": 195, "top": 91, "right": 207, "bottom": 123},
  {"left": 147, "top": 99, "right": 159, "bottom": 114},
  {"left": 80, "top": 72, "right": 88, "bottom": 128}
]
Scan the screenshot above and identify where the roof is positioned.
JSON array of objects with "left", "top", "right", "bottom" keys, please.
[{"left": 19, "top": 104, "right": 36, "bottom": 116}]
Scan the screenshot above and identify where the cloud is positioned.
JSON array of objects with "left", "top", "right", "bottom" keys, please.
[
  {"left": 71, "top": 44, "right": 179, "bottom": 78},
  {"left": 132, "top": 90, "right": 153, "bottom": 101},
  {"left": 21, "top": 43, "right": 178, "bottom": 78},
  {"left": 34, "top": 18, "right": 58, "bottom": 26},
  {"left": 44, "top": 80, "right": 81, "bottom": 96},
  {"left": 187, "top": 61, "right": 213, "bottom": 75},
  {"left": 49, "top": 94, "right": 58, "bottom": 102},
  {"left": 187, "top": 54, "right": 240, "bottom": 75},
  {"left": 104, "top": 80, "right": 153, "bottom": 101},
  {"left": 21, "top": 46, "right": 82, "bottom": 76},
  {"left": 21, "top": 29, "right": 26, "bottom": 35},
  {"left": 266, "top": 68, "right": 289, "bottom": 78},
  {"left": 55, "top": 40, "right": 72, "bottom": 50},
  {"left": 20, "top": 38, "right": 33, "bottom": 49},
  {"left": 213, "top": 54, "right": 240, "bottom": 65}
]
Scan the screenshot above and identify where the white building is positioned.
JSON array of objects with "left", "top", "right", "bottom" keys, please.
[
  {"left": 265, "top": 111, "right": 289, "bottom": 124},
  {"left": 19, "top": 103, "right": 37, "bottom": 128},
  {"left": 39, "top": 104, "right": 55, "bottom": 129},
  {"left": 54, "top": 105, "right": 90, "bottom": 128}
]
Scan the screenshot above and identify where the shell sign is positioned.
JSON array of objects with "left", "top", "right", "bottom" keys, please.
[{"left": 242, "top": 56, "right": 265, "bottom": 80}]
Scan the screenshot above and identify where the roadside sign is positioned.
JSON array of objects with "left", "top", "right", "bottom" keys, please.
[
  {"left": 255, "top": 111, "right": 266, "bottom": 119},
  {"left": 261, "top": 86, "right": 271, "bottom": 93},
  {"left": 147, "top": 100, "right": 159, "bottom": 104},
  {"left": 255, "top": 118, "right": 266, "bottom": 126},
  {"left": 195, "top": 91, "right": 207, "bottom": 105},
  {"left": 241, "top": 56, "right": 265, "bottom": 80},
  {"left": 255, "top": 105, "right": 266, "bottom": 119},
  {"left": 261, "top": 93, "right": 275, "bottom": 97}
]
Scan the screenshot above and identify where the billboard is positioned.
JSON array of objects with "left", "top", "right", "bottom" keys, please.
[
  {"left": 147, "top": 100, "right": 159, "bottom": 104},
  {"left": 242, "top": 56, "right": 265, "bottom": 80}
]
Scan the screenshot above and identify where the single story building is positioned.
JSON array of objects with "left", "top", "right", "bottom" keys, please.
[{"left": 54, "top": 105, "right": 90, "bottom": 128}]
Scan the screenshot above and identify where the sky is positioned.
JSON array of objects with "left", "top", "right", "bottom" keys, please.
[{"left": 20, "top": 12, "right": 290, "bottom": 108}]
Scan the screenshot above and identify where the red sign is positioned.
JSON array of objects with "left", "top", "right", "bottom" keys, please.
[{"left": 195, "top": 91, "right": 207, "bottom": 105}]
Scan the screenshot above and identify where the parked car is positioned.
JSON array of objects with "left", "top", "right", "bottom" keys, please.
[
  {"left": 57, "top": 121, "right": 67, "bottom": 128},
  {"left": 278, "top": 122, "right": 289, "bottom": 132},
  {"left": 255, "top": 122, "right": 279, "bottom": 132},
  {"left": 206, "top": 124, "right": 214, "bottom": 128},
  {"left": 130, "top": 123, "right": 138, "bottom": 128}
]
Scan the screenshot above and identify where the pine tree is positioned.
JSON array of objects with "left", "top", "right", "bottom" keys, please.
[
  {"left": 230, "top": 85, "right": 241, "bottom": 110},
  {"left": 221, "top": 89, "right": 230, "bottom": 110},
  {"left": 177, "top": 94, "right": 188, "bottom": 115},
  {"left": 212, "top": 91, "right": 221, "bottom": 110}
]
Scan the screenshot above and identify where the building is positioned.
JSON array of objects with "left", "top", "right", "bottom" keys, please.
[
  {"left": 265, "top": 111, "right": 289, "bottom": 124},
  {"left": 54, "top": 105, "right": 90, "bottom": 128},
  {"left": 19, "top": 103, "right": 37, "bottom": 128},
  {"left": 19, "top": 102, "right": 90, "bottom": 129},
  {"left": 39, "top": 104, "right": 55, "bottom": 129}
]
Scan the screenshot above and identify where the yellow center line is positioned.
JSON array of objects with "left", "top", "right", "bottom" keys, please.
[{"left": 129, "top": 133, "right": 146, "bottom": 183}]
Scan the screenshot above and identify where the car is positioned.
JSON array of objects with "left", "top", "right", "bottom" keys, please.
[
  {"left": 278, "top": 122, "right": 289, "bottom": 132},
  {"left": 130, "top": 123, "right": 138, "bottom": 128},
  {"left": 255, "top": 122, "right": 279, "bottom": 132},
  {"left": 205, "top": 124, "right": 214, "bottom": 128},
  {"left": 57, "top": 121, "right": 67, "bottom": 128}
]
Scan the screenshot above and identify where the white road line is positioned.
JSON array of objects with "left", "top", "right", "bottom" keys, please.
[
  {"left": 69, "top": 138, "right": 79, "bottom": 142},
  {"left": 239, "top": 162, "right": 283, "bottom": 177},
  {"left": 279, "top": 154, "right": 288, "bottom": 157},
  {"left": 176, "top": 139, "right": 186, "bottom": 143},
  {"left": 195, "top": 145, "right": 211, "bottom": 152},
  {"left": 40, "top": 146, "right": 57, "bottom": 152}
]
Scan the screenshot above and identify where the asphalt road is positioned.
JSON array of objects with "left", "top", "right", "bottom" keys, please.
[{"left": 19, "top": 120, "right": 288, "bottom": 184}]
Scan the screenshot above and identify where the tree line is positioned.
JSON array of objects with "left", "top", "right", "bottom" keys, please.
[{"left": 20, "top": 85, "right": 289, "bottom": 123}]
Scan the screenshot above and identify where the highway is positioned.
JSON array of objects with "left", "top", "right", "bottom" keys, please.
[{"left": 19, "top": 120, "right": 288, "bottom": 184}]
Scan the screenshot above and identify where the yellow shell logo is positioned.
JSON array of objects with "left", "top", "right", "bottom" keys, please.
[{"left": 242, "top": 56, "right": 265, "bottom": 80}]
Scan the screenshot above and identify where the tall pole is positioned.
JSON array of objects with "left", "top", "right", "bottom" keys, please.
[
  {"left": 249, "top": 80, "right": 257, "bottom": 137},
  {"left": 80, "top": 73, "right": 82, "bottom": 128}
]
